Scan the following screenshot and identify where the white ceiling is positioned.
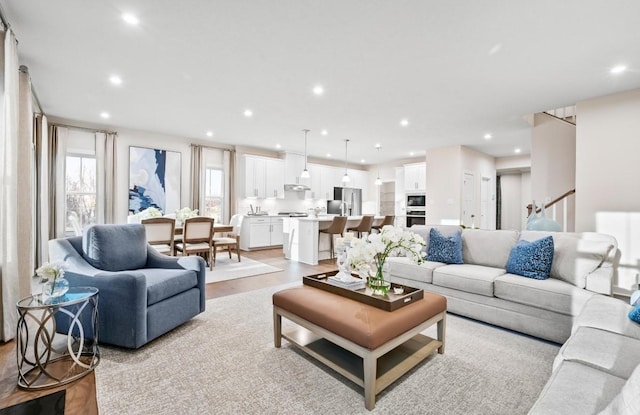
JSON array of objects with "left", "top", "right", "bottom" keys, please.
[{"left": 2, "top": 1, "right": 639, "bottom": 165}]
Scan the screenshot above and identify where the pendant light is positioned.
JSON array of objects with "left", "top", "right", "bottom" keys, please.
[
  {"left": 342, "top": 139, "right": 351, "bottom": 183},
  {"left": 300, "top": 129, "right": 310, "bottom": 179},
  {"left": 374, "top": 144, "right": 382, "bottom": 186}
]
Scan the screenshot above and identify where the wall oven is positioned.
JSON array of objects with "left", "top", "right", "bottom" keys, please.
[{"left": 406, "top": 210, "right": 426, "bottom": 227}]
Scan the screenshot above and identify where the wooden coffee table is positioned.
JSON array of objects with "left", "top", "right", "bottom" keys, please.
[{"left": 273, "top": 285, "right": 446, "bottom": 410}]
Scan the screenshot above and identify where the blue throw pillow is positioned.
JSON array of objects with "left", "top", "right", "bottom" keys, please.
[
  {"left": 506, "top": 236, "right": 554, "bottom": 280},
  {"left": 629, "top": 304, "right": 640, "bottom": 324},
  {"left": 426, "top": 228, "right": 463, "bottom": 264}
]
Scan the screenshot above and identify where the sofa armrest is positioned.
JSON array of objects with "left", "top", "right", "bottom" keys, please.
[
  {"left": 49, "top": 238, "right": 101, "bottom": 276},
  {"left": 585, "top": 267, "right": 613, "bottom": 296},
  {"left": 145, "top": 247, "right": 207, "bottom": 312},
  {"left": 64, "top": 270, "right": 148, "bottom": 348}
]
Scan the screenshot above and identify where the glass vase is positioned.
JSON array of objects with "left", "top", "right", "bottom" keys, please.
[
  {"left": 368, "top": 261, "right": 391, "bottom": 296},
  {"left": 43, "top": 275, "right": 69, "bottom": 299}
]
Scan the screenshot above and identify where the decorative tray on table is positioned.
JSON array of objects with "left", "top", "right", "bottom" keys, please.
[{"left": 302, "top": 270, "right": 424, "bottom": 312}]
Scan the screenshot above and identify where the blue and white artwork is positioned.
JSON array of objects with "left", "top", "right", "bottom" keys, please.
[{"left": 129, "top": 146, "right": 181, "bottom": 214}]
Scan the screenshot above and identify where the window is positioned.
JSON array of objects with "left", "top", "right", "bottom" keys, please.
[
  {"left": 204, "top": 167, "right": 224, "bottom": 223},
  {"left": 66, "top": 155, "right": 97, "bottom": 235}
]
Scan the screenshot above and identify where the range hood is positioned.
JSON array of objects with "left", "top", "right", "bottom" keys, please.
[{"left": 284, "top": 183, "right": 310, "bottom": 192}]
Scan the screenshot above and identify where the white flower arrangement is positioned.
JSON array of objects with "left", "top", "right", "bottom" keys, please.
[
  {"left": 175, "top": 207, "right": 199, "bottom": 223},
  {"left": 35, "top": 261, "right": 67, "bottom": 283},
  {"left": 347, "top": 226, "right": 425, "bottom": 280},
  {"left": 137, "top": 207, "right": 163, "bottom": 220}
]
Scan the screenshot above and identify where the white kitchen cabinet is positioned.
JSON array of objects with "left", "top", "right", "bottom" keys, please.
[
  {"left": 265, "top": 158, "right": 284, "bottom": 198},
  {"left": 244, "top": 155, "right": 284, "bottom": 198},
  {"left": 404, "top": 163, "right": 426, "bottom": 192},
  {"left": 349, "top": 169, "right": 370, "bottom": 201},
  {"left": 305, "top": 164, "right": 323, "bottom": 199},
  {"left": 240, "top": 216, "right": 284, "bottom": 249},
  {"left": 284, "top": 153, "right": 310, "bottom": 186}
]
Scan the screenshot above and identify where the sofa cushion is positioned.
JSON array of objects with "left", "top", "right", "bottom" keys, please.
[
  {"left": 387, "top": 257, "right": 444, "bottom": 284},
  {"left": 519, "top": 231, "right": 613, "bottom": 288},
  {"left": 143, "top": 268, "right": 198, "bottom": 306},
  {"left": 426, "top": 228, "right": 463, "bottom": 264},
  {"left": 505, "top": 236, "right": 554, "bottom": 280},
  {"left": 494, "top": 273, "right": 594, "bottom": 316},
  {"left": 528, "top": 361, "right": 625, "bottom": 415},
  {"left": 82, "top": 224, "right": 148, "bottom": 272},
  {"left": 432, "top": 264, "right": 505, "bottom": 297},
  {"left": 574, "top": 295, "right": 640, "bottom": 340},
  {"left": 462, "top": 229, "right": 518, "bottom": 269},
  {"left": 554, "top": 326, "right": 640, "bottom": 380},
  {"left": 599, "top": 364, "right": 640, "bottom": 415}
]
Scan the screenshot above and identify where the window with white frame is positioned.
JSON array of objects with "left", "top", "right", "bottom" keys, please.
[
  {"left": 65, "top": 154, "right": 97, "bottom": 235},
  {"left": 204, "top": 167, "right": 224, "bottom": 223}
]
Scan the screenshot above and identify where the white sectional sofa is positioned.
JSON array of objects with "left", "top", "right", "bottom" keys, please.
[
  {"left": 388, "top": 225, "right": 620, "bottom": 344},
  {"left": 529, "top": 295, "right": 640, "bottom": 414}
]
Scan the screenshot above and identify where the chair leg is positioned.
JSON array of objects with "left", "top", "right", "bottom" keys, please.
[
  {"left": 213, "top": 246, "right": 217, "bottom": 267},
  {"left": 330, "top": 234, "right": 334, "bottom": 259},
  {"left": 228, "top": 245, "right": 232, "bottom": 259},
  {"left": 236, "top": 245, "right": 241, "bottom": 262}
]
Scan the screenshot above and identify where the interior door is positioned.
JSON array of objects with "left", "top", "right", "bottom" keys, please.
[
  {"left": 481, "top": 177, "right": 491, "bottom": 229},
  {"left": 462, "top": 172, "right": 475, "bottom": 227}
]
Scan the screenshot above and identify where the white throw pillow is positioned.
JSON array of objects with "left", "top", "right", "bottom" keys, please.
[{"left": 599, "top": 363, "right": 640, "bottom": 415}]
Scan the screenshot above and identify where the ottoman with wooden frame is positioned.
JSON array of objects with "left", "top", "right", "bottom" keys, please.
[{"left": 273, "top": 285, "right": 447, "bottom": 410}]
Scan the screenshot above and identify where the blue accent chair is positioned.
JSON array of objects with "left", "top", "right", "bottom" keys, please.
[{"left": 48, "top": 224, "right": 206, "bottom": 349}]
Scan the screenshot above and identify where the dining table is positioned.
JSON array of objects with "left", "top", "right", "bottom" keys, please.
[{"left": 174, "top": 223, "right": 234, "bottom": 236}]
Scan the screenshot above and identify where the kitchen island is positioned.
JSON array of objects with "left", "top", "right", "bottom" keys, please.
[{"left": 282, "top": 216, "right": 385, "bottom": 265}]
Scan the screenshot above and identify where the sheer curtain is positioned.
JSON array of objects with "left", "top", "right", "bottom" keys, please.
[
  {"left": 190, "top": 145, "right": 203, "bottom": 212},
  {"left": 0, "top": 30, "right": 35, "bottom": 341},
  {"left": 34, "top": 114, "right": 49, "bottom": 266},
  {"left": 96, "top": 131, "right": 117, "bottom": 223},
  {"left": 47, "top": 124, "right": 68, "bottom": 238}
]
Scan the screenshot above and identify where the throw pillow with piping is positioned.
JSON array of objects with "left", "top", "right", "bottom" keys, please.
[
  {"left": 426, "top": 228, "right": 463, "bottom": 264},
  {"left": 506, "top": 236, "right": 554, "bottom": 280}
]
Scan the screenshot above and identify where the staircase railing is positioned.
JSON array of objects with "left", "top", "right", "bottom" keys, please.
[
  {"left": 544, "top": 105, "right": 576, "bottom": 125},
  {"left": 526, "top": 189, "right": 576, "bottom": 232}
]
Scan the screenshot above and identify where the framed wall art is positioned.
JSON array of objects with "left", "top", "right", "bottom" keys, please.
[{"left": 128, "top": 146, "right": 181, "bottom": 215}]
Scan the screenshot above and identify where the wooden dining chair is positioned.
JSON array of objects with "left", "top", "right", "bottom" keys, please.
[
  {"left": 371, "top": 215, "right": 395, "bottom": 233},
  {"left": 142, "top": 217, "right": 176, "bottom": 255},
  {"left": 346, "top": 215, "right": 375, "bottom": 238},
  {"left": 211, "top": 215, "right": 241, "bottom": 266},
  {"left": 319, "top": 216, "right": 348, "bottom": 259},
  {"left": 175, "top": 217, "right": 214, "bottom": 270}
]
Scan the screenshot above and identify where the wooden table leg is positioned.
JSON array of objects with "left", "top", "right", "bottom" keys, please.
[
  {"left": 273, "top": 308, "right": 282, "bottom": 348},
  {"left": 363, "top": 353, "right": 377, "bottom": 410},
  {"left": 437, "top": 313, "right": 446, "bottom": 354}
]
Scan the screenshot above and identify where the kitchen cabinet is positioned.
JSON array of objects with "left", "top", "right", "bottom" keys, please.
[
  {"left": 240, "top": 216, "right": 284, "bottom": 249},
  {"left": 284, "top": 153, "right": 310, "bottom": 186},
  {"left": 349, "top": 169, "right": 370, "bottom": 201},
  {"left": 404, "top": 163, "right": 426, "bottom": 192},
  {"left": 244, "top": 155, "right": 284, "bottom": 198},
  {"left": 305, "top": 164, "right": 323, "bottom": 199}
]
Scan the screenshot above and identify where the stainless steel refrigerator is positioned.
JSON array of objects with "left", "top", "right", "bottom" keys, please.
[{"left": 332, "top": 187, "right": 362, "bottom": 216}]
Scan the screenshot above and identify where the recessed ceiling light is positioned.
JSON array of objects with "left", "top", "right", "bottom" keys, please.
[
  {"left": 321, "top": 129, "right": 328, "bottom": 136},
  {"left": 409, "top": 151, "right": 415, "bottom": 156},
  {"left": 243, "top": 109, "right": 253, "bottom": 117},
  {"left": 109, "top": 75, "right": 122, "bottom": 85},
  {"left": 514, "top": 148, "right": 521, "bottom": 154},
  {"left": 122, "top": 13, "right": 139, "bottom": 25},
  {"left": 326, "top": 153, "right": 331, "bottom": 158},
  {"left": 206, "top": 131, "right": 213, "bottom": 137},
  {"left": 360, "top": 159, "right": 365, "bottom": 163},
  {"left": 100, "top": 112, "right": 110, "bottom": 119},
  {"left": 312, "top": 85, "right": 324, "bottom": 95},
  {"left": 610, "top": 65, "right": 627, "bottom": 74},
  {"left": 484, "top": 133, "right": 492, "bottom": 140},
  {"left": 400, "top": 119, "right": 409, "bottom": 127},
  {"left": 275, "top": 144, "right": 281, "bottom": 149},
  {"left": 375, "top": 143, "right": 381, "bottom": 149}
]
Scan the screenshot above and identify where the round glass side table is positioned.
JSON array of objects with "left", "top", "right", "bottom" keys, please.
[{"left": 16, "top": 287, "right": 100, "bottom": 389}]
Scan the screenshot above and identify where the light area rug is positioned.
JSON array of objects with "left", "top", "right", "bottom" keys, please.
[
  {"left": 95, "top": 283, "right": 559, "bottom": 415},
  {"left": 205, "top": 256, "right": 281, "bottom": 283}
]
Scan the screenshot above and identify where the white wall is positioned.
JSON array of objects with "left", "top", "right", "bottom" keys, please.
[
  {"left": 461, "top": 146, "right": 497, "bottom": 230},
  {"left": 576, "top": 88, "right": 640, "bottom": 293},
  {"left": 499, "top": 172, "right": 531, "bottom": 231},
  {"left": 531, "top": 112, "right": 576, "bottom": 231},
  {"left": 426, "top": 146, "right": 462, "bottom": 225}
]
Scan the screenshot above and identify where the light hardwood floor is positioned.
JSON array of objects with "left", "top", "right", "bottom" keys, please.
[{"left": 0, "top": 248, "right": 336, "bottom": 414}]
